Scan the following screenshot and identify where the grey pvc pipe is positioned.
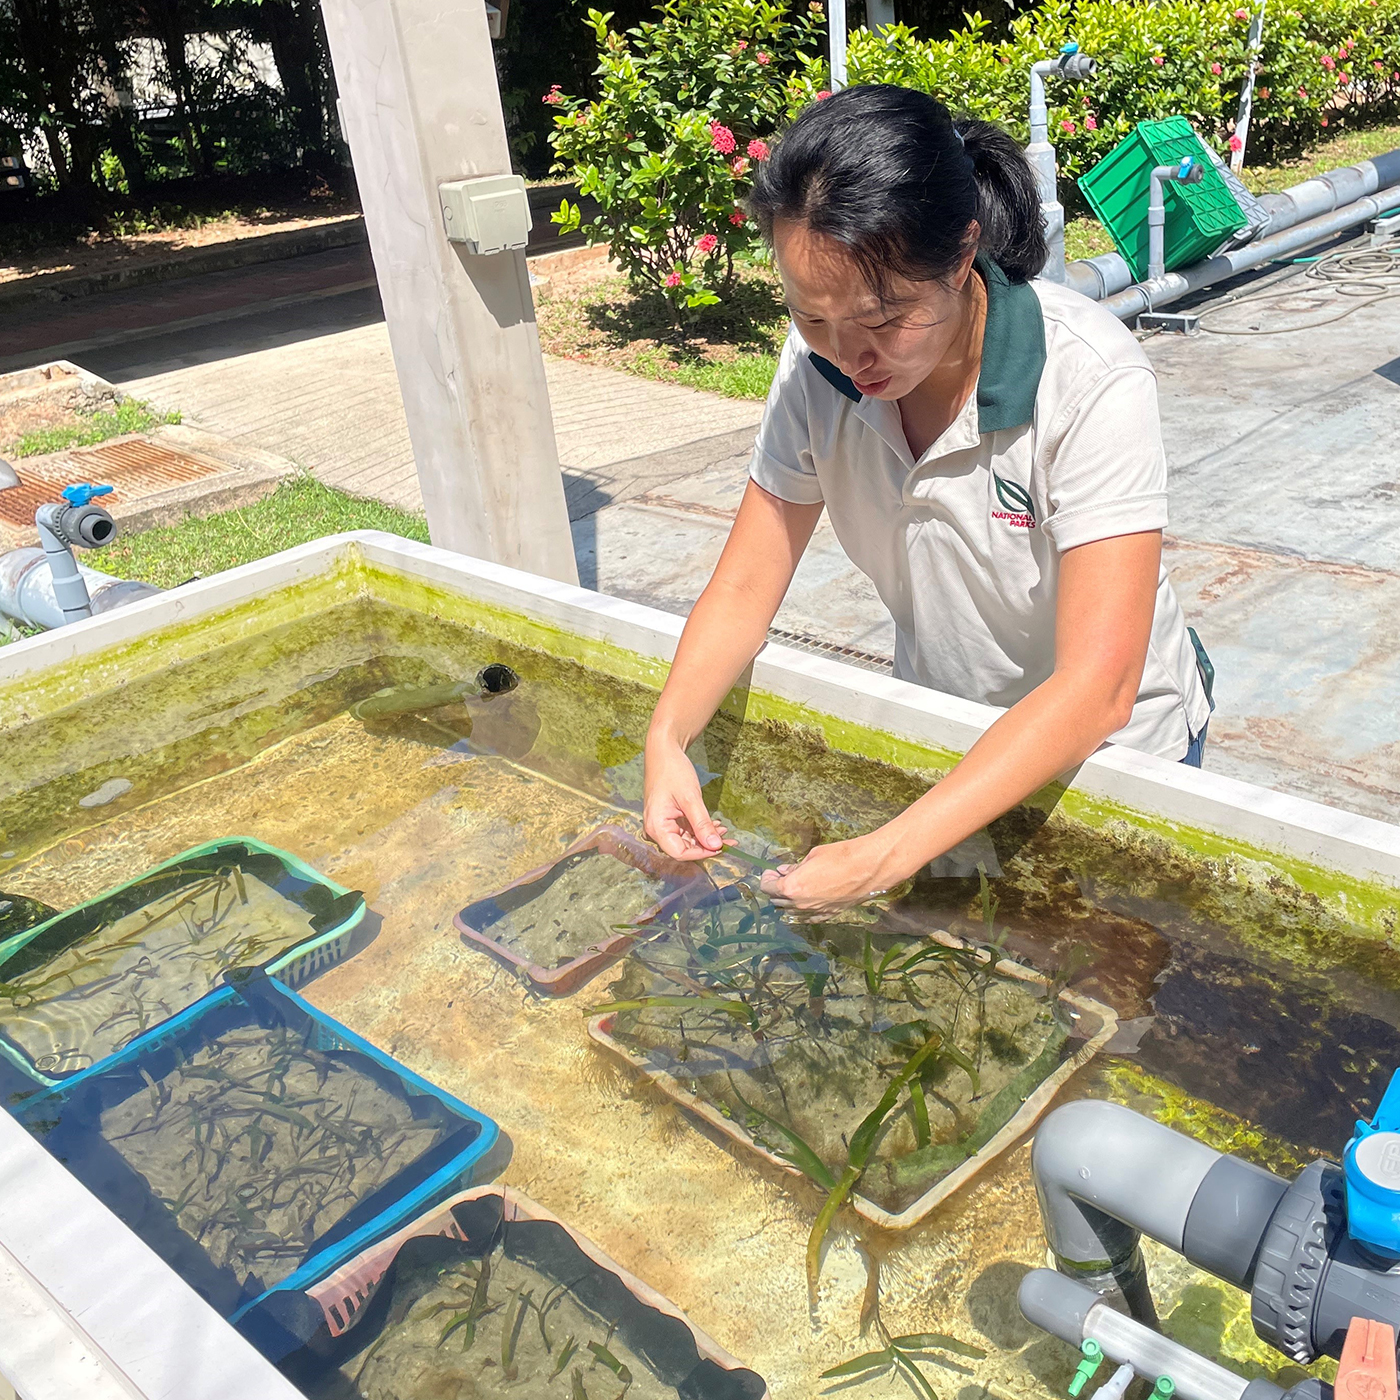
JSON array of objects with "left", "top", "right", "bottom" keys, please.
[
  {"left": 0, "top": 546, "right": 159, "bottom": 631},
  {"left": 1019, "top": 1271, "right": 1283, "bottom": 1400},
  {"left": 1100, "top": 179, "right": 1400, "bottom": 320},
  {"left": 0, "top": 457, "right": 17, "bottom": 491},
  {"left": 1064, "top": 147, "right": 1400, "bottom": 301},
  {"left": 1032, "top": 1101, "right": 1222, "bottom": 1267}
]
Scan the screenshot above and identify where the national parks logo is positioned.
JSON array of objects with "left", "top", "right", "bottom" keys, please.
[{"left": 992, "top": 473, "right": 1036, "bottom": 529}]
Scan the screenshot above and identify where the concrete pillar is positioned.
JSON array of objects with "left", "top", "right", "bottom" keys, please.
[
  {"left": 318, "top": 0, "right": 578, "bottom": 584},
  {"left": 865, "top": 0, "right": 896, "bottom": 28}
]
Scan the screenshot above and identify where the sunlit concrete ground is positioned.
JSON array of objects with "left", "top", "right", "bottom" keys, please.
[{"left": 73, "top": 257, "right": 1400, "bottom": 823}]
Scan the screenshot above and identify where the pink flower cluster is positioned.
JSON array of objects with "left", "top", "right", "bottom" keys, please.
[
  {"left": 1228, "top": 134, "right": 1243, "bottom": 152},
  {"left": 1061, "top": 119, "right": 1076, "bottom": 133},
  {"left": 756, "top": 51, "right": 771, "bottom": 64},
  {"left": 747, "top": 138, "right": 770, "bottom": 160},
  {"left": 1234, "top": 6, "right": 1249, "bottom": 17},
  {"left": 665, "top": 271, "right": 683, "bottom": 287},
  {"left": 696, "top": 233, "right": 719, "bottom": 254},
  {"left": 1210, "top": 61, "right": 1222, "bottom": 74},
  {"left": 543, "top": 84, "right": 563, "bottom": 105},
  {"left": 1151, "top": 54, "right": 1164, "bottom": 65},
  {"left": 1086, "top": 115, "right": 1098, "bottom": 131},
  {"left": 729, "top": 208, "right": 747, "bottom": 226},
  {"left": 1321, "top": 54, "right": 1336, "bottom": 69},
  {"left": 710, "top": 122, "right": 737, "bottom": 154},
  {"left": 815, "top": 89, "right": 832, "bottom": 100},
  {"left": 730, "top": 155, "right": 750, "bottom": 177}
]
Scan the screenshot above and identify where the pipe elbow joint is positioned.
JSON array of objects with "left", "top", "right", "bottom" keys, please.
[{"left": 1034, "top": 1100, "right": 1222, "bottom": 1268}]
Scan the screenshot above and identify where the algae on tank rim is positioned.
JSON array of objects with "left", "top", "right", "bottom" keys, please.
[
  {"left": 474, "top": 849, "right": 669, "bottom": 969},
  {"left": 312, "top": 1239, "right": 673, "bottom": 1399},
  {"left": 98, "top": 1023, "right": 455, "bottom": 1295},
  {"left": 0, "top": 868, "right": 326, "bottom": 1074}
]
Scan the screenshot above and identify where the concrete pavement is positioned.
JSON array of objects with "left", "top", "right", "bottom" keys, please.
[{"left": 42, "top": 249, "right": 1400, "bottom": 823}]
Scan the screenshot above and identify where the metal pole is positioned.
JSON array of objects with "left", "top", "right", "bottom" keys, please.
[
  {"left": 1232, "top": 0, "right": 1268, "bottom": 175},
  {"left": 828, "top": 0, "right": 847, "bottom": 88},
  {"left": 318, "top": 0, "right": 578, "bottom": 585}
]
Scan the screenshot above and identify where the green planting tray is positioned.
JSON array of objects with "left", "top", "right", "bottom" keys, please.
[
  {"left": 0, "top": 837, "right": 366, "bottom": 1090},
  {"left": 1078, "top": 116, "right": 1247, "bottom": 280}
]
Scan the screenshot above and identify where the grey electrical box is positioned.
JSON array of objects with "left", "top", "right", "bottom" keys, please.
[{"left": 439, "top": 174, "right": 532, "bottom": 254}]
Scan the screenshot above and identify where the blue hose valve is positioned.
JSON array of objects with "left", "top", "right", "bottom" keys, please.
[
  {"left": 61, "top": 483, "right": 114, "bottom": 507},
  {"left": 1061, "top": 41, "right": 1080, "bottom": 53},
  {"left": 1344, "top": 1068, "right": 1400, "bottom": 1259}
]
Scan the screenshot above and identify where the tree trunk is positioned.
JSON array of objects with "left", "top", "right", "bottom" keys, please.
[
  {"left": 11, "top": 0, "right": 95, "bottom": 190},
  {"left": 146, "top": 0, "right": 211, "bottom": 176},
  {"left": 262, "top": 0, "right": 335, "bottom": 165}
]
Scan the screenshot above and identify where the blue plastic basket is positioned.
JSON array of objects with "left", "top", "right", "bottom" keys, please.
[
  {"left": 0, "top": 837, "right": 367, "bottom": 1091},
  {"left": 17, "top": 969, "right": 499, "bottom": 1323}
]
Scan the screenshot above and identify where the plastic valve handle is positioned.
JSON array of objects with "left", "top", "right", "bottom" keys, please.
[
  {"left": 1068, "top": 1340, "right": 1104, "bottom": 1397},
  {"left": 1345, "top": 1067, "right": 1400, "bottom": 1258},
  {"left": 1061, "top": 41, "right": 1080, "bottom": 52},
  {"left": 61, "top": 483, "right": 115, "bottom": 507},
  {"left": 1336, "top": 1318, "right": 1397, "bottom": 1400}
]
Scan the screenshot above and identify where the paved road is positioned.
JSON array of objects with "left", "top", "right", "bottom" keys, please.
[{"left": 8, "top": 244, "right": 1400, "bottom": 820}]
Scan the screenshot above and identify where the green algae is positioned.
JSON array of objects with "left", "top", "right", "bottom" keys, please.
[
  {"left": 1, "top": 538, "right": 1396, "bottom": 1002},
  {"left": 1098, "top": 1060, "right": 1312, "bottom": 1180}
]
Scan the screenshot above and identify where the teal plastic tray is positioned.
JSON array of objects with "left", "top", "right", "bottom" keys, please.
[
  {"left": 17, "top": 969, "right": 498, "bottom": 1324},
  {"left": 0, "top": 837, "right": 366, "bottom": 1091}
]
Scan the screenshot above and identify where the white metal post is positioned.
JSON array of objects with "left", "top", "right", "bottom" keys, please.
[
  {"left": 1231, "top": 0, "right": 1268, "bottom": 174},
  {"left": 828, "top": 0, "right": 847, "bottom": 87},
  {"left": 318, "top": 0, "right": 578, "bottom": 585}
]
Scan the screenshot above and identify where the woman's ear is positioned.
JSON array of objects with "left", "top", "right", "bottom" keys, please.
[{"left": 952, "top": 223, "right": 982, "bottom": 288}]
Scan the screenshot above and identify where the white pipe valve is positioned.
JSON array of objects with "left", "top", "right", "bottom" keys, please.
[
  {"left": 1028, "top": 43, "right": 1098, "bottom": 283},
  {"left": 1148, "top": 158, "right": 1206, "bottom": 282}
]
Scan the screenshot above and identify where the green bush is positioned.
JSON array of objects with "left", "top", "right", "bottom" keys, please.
[
  {"left": 548, "top": 0, "right": 1400, "bottom": 307},
  {"left": 548, "top": 0, "right": 825, "bottom": 321},
  {"left": 797, "top": 0, "right": 1400, "bottom": 182}
]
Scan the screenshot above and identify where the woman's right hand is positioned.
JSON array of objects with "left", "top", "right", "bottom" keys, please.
[{"left": 643, "top": 736, "right": 728, "bottom": 861}]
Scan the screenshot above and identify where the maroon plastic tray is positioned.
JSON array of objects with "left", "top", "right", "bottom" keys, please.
[{"left": 454, "top": 824, "right": 704, "bottom": 995}]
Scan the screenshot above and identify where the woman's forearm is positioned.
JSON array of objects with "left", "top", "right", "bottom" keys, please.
[
  {"left": 869, "top": 671, "right": 1129, "bottom": 883},
  {"left": 648, "top": 579, "right": 778, "bottom": 750},
  {"left": 647, "top": 481, "right": 824, "bottom": 753}
]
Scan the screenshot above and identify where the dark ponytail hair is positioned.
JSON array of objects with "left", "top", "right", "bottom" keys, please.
[{"left": 747, "top": 84, "right": 1046, "bottom": 292}]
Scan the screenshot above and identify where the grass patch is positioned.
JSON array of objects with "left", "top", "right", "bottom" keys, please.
[
  {"left": 1, "top": 475, "right": 429, "bottom": 645},
  {"left": 84, "top": 475, "right": 429, "bottom": 592},
  {"left": 8, "top": 399, "right": 182, "bottom": 458}
]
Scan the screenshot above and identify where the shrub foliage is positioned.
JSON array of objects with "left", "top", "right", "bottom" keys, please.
[{"left": 547, "top": 0, "right": 1400, "bottom": 311}]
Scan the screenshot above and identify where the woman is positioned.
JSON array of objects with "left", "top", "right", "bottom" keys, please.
[{"left": 643, "top": 85, "right": 1212, "bottom": 918}]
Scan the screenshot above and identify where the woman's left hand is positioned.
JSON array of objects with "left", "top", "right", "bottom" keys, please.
[{"left": 759, "top": 834, "right": 904, "bottom": 919}]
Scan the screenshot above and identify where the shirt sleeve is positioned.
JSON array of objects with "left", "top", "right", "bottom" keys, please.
[
  {"left": 1039, "top": 364, "right": 1168, "bottom": 553},
  {"left": 748, "top": 329, "right": 825, "bottom": 506}
]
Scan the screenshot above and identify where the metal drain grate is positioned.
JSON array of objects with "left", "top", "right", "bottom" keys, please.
[
  {"left": 765, "top": 625, "right": 894, "bottom": 674},
  {"left": 0, "top": 438, "right": 226, "bottom": 528}
]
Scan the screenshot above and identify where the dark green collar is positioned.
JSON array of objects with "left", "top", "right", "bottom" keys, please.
[
  {"left": 974, "top": 253, "right": 1045, "bottom": 434},
  {"left": 806, "top": 254, "right": 1046, "bottom": 434}
]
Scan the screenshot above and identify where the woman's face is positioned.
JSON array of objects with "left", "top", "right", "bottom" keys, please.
[{"left": 772, "top": 217, "right": 979, "bottom": 400}]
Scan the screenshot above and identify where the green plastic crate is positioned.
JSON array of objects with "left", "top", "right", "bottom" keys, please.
[{"left": 1077, "top": 116, "right": 1247, "bottom": 281}]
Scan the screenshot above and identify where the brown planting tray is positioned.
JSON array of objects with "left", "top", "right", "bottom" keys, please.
[
  {"left": 455, "top": 823, "right": 705, "bottom": 996},
  {"left": 588, "top": 927, "right": 1118, "bottom": 1231}
]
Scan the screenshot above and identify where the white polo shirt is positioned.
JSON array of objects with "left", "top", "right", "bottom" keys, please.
[{"left": 749, "top": 257, "right": 1211, "bottom": 760}]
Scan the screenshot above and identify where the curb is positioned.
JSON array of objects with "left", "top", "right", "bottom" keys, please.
[{"left": 0, "top": 218, "right": 369, "bottom": 312}]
